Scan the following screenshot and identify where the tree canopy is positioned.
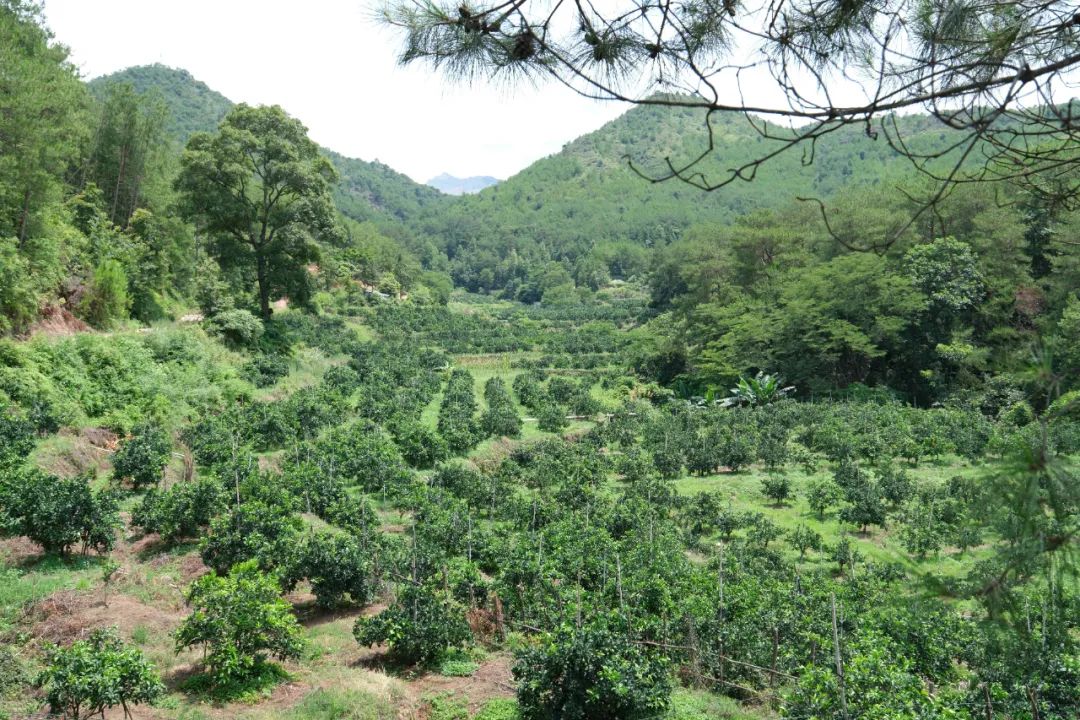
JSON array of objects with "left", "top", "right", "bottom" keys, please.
[{"left": 175, "top": 104, "right": 341, "bottom": 318}]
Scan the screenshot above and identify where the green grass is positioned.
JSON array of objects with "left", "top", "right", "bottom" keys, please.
[
  {"left": 0, "top": 555, "right": 101, "bottom": 634},
  {"left": 673, "top": 457, "right": 993, "bottom": 581},
  {"left": 668, "top": 688, "right": 774, "bottom": 719},
  {"left": 283, "top": 688, "right": 396, "bottom": 720}
]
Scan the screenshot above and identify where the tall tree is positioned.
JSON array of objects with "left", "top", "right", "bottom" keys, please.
[
  {"left": 175, "top": 104, "right": 340, "bottom": 319},
  {"left": 84, "top": 82, "right": 168, "bottom": 226},
  {"left": 0, "top": 0, "right": 87, "bottom": 243}
]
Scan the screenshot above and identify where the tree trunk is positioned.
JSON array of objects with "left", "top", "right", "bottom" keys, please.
[{"left": 256, "top": 250, "right": 271, "bottom": 319}]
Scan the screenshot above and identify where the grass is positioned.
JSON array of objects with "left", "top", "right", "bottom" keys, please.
[
  {"left": 179, "top": 662, "right": 292, "bottom": 704},
  {"left": 283, "top": 688, "right": 396, "bottom": 720},
  {"left": 672, "top": 457, "right": 993, "bottom": 581},
  {"left": 0, "top": 554, "right": 101, "bottom": 634},
  {"left": 668, "top": 688, "right": 775, "bottom": 719}
]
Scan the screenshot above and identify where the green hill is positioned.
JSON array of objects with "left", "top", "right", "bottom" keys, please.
[
  {"left": 89, "top": 65, "right": 447, "bottom": 226},
  {"left": 416, "top": 100, "right": 966, "bottom": 292},
  {"left": 88, "top": 64, "right": 230, "bottom": 142}
]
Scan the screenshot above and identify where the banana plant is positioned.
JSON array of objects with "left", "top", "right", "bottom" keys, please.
[{"left": 721, "top": 372, "right": 795, "bottom": 407}]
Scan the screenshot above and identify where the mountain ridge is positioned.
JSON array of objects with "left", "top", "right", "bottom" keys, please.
[
  {"left": 427, "top": 173, "right": 500, "bottom": 195},
  {"left": 89, "top": 64, "right": 447, "bottom": 227}
]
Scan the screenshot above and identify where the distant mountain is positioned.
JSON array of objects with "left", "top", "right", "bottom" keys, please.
[
  {"left": 89, "top": 65, "right": 446, "bottom": 225},
  {"left": 88, "top": 64, "right": 231, "bottom": 143},
  {"left": 427, "top": 173, "right": 500, "bottom": 195},
  {"left": 417, "top": 97, "right": 971, "bottom": 292}
]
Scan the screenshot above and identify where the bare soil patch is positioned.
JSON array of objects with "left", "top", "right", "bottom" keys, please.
[
  {"left": 413, "top": 654, "right": 515, "bottom": 714},
  {"left": 28, "top": 304, "right": 90, "bottom": 338},
  {"left": 0, "top": 536, "right": 42, "bottom": 566},
  {"left": 30, "top": 591, "right": 185, "bottom": 646}
]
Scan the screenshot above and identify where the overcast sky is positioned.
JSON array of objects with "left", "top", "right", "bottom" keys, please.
[{"left": 42, "top": 0, "right": 629, "bottom": 183}]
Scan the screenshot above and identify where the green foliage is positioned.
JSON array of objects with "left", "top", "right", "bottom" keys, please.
[
  {"left": 1, "top": 469, "right": 120, "bottom": 555},
  {"left": 536, "top": 401, "right": 569, "bottom": 433},
  {"left": 83, "top": 82, "right": 169, "bottom": 227},
  {"left": 513, "top": 617, "right": 672, "bottom": 720},
  {"left": 288, "top": 531, "right": 376, "bottom": 608},
  {"left": 81, "top": 259, "right": 132, "bottom": 328},
  {"left": 760, "top": 474, "right": 792, "bottom": 505},
  {"left": 208, "top": 308, "right": 264, "bottom": 349},
  {"left": 482, "top": 376, "right": 522, "bottom": 438},
  {"left": 354, "top": 582, "right": 471, "bottom": 666},
  {"left": 38, "top": 627, "right": 164, "bottom": 720},
  {"left": 392, "top": 419, "right": 450, "bottom": 469},
  {"left": 438, "top": 368, "right": 481, "bottom": 454},
  {"left": 176, "top": 104, "right": 339, "bottom": 318},
  {"left": 473, "top": 698, "right": 520, "bottom": 720},
  {"left": 132, "top": 476, "right": 227, "bottom": 542},
  {"left": 175, "top": 560, "right": 303, "bottom": 687},
  {"left": 782, "top": 632, "right": 964, "bottom": 720},
  {"left": 787, "top": 525, "right": 822, "bottom": 558},
  {"left": 111, "top": 421, "right": 171, "bottom": 489},
  {"left": 805, "top": 477, "right": 843, "bottom": 519},
  {"left": 199, "top": 501, "right": 302, "bottom": 575},
  {"left": 722, "top": 372, "right": 794, "bottom": 407}
]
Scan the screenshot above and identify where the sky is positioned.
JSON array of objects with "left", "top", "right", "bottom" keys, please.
[{"left": 42, "top": 0, "right": 630, "bottom": 183}]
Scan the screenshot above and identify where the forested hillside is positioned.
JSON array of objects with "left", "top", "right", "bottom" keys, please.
[
  {"left": 2, "top": 3, "right": 1079, "bottom": 720},
  {"left": 91, "top": 65, "right": 449, "bottom": 228},
  {"left": 414, "top": 102, "right": 972, "bottom": 293}
]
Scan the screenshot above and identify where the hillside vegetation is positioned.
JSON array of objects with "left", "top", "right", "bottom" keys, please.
[{"left": 1, "top": 3, "right": 1079, "bottom": 720}]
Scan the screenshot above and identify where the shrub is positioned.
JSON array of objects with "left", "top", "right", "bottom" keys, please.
[
  {"left": 2, "top": 469, "right": 120, "bottom": 555},
  {"left": 199, "top": 501, "right": 302, "bottom": 574},
  {"left": 514, "top": 617, "right": 672, "bottom": 720},
  {"left": 482, "top": 377, "right": 523, "bottom": 438},
  {"left": 288, "top": 532, "right": 376, "bottom": 608},
  {"left": 787, "top": 525, "right": 822, "bottom": 558},
  {"left": 38, "top": 627, "right": 163, "bottom": 719},
  {"left": 391, "top": 420, "right": 450, "bottom": 469},
  {"left": 536, "top": 401, "right": 569, "bottom": 433},
  {"left": 438, "top": 369, "right": 481, "bottom": 455},
  {"left": 132, "top": 477, "right": 227, "bottom": 542},
  {"left": 354, "top": 582, "right": 471, "bottom": 666},
  {"left": 805, "top": 477, "right": 844, "bottom": 519},
  {"left": 761, "top": 474, "right": 793, "bottom": 505},
  {"left": 175, "top": 560, "right": 303, "bottom": 687},
  {"left": 314, "top": 420, "right": 411, "bottom": 495},
  {"left": 81, "top": 259, "right": 131, "bottom": 328},
  {"left": 242, "top": 353, "right": 290, "bottom": 388},
  {"left": 111, "top": 422, "right": 171, "bottom": 489},
  {"left": 209, "top": 309, "right": 264, "bottom": 349}
]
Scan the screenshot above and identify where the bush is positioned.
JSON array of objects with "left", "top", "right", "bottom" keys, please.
[
  {"left": 199, "top": 501, "right": 302, "bottom": 574},
  {"left": 175, "top": 560, "right": 303, "bottom": 687},
  {"left": 2, "top": 469, "right": 120, "bottom": 555},
  {"left": 111, "top": 422, "right": 171, "bottom": 489},
  {"left": 391, "top": 420, "right": 450, "bottom": 469},
  {"left": 38, "top": 627, "right": 163, "bottom": 719},
  {"left": 513, "top": 617, "right": 672, "bottom": 720},
  {"left": 132, "top": 477, "right": 227, "bottom": 542},
  {"left": 209, "top": 309, "right": 264, "bottom": 349},
  {"left": 482, "top": 377, "right": 523, "bottom": 438},
  {"left": 354, "top": 582, "right": 471, "bottom": 666},
  {"left": 804, "top": 477, "right": 843, "bottom": 519},
  {"left": 438, "top": 369, "right": 481, "bottom": 455},
  {"left": 288, "top": 532, "right": 376, "bottom": 608},
  {"left": 242, "top": 353, "right": 291, "bottom": 388},
  {"left": 761, "top": 474, "right": 792, "bottom": 505},
  {"left": 81, "top": 259, "right": 131, "bottom": 328},
  {"left": 536, "top": 401, "right": 569, "bottom": 433}
]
